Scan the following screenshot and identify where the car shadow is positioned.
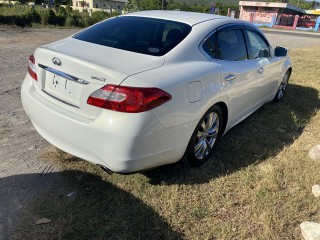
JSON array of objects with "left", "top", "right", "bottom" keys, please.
[
  {"left": 143, "top": 83, "right": 320, "bottom": 185},
  {"left": 1, "top": 171, "right": 184, "bottom": 240}
]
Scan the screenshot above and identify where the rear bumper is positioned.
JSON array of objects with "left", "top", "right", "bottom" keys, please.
[{"left": 21, "top": 75, "right": 194, "bottom": 173}]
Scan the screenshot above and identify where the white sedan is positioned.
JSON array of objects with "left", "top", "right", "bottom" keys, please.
[{"left": 21, "top": 11, "right": 292, "bottom": 173}]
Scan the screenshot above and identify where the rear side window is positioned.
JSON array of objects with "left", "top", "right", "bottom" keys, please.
[
  {"left": 73, "top": 16, "right": 192, "bottom": 56},
  {"left": 217, "top": 29, "right": 247, "bottom": 61},
  {"left": 202, "top": 34, "right": 217, "bottom": 58}
]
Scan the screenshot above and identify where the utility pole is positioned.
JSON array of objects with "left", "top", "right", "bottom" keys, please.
[
  {"left": 82, "top": 0, "right": 84, "bottom": 17},
  {"left": 162, "top": 0, "right": 164, "bottom": 10}
]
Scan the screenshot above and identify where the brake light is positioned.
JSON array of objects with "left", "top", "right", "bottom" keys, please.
[
  {"left": 28, "top": 55, "right": 37, "bottom": 81},
  {"left": 87, "top": 84, "right": 172, "bottom": 113}
]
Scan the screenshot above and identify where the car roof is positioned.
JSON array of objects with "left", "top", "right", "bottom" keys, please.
[{"left": 122, "top": 10, "right": 237, "bottom": 26}]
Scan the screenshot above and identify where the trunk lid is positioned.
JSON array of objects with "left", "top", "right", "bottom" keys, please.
[{"left": 32, "top": 37, "right": 165, "bottom": 119}]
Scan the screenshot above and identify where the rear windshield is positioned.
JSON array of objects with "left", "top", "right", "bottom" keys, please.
[{"left": 73, "top": 16, "right": 192, "bottom": 56}]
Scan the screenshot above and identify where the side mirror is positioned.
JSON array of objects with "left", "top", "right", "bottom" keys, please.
[
  {"left": 258, "top": 49, "right": 269, "bottom": 58},
  {"left": 275, "top": 46, "right": 288, "bottom": 57}
]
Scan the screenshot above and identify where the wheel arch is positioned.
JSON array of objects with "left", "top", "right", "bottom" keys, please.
[
  {"left": 287, "top": 67, "right": 292, "bottom": 77},
  {"left": 282, "top": 58, "right": 292, "bottom": 77},
  {"left": 214, "top": 101, "right": 228, "bottom": 136}
]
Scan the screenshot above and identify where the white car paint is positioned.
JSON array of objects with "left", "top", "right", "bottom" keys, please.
[{"left": 21, "top": 11, "right": 292, "bottom": 173}]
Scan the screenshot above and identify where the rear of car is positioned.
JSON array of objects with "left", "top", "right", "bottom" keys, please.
[{"left": 22, "top": 15, "right": 193, "bottom": 173}]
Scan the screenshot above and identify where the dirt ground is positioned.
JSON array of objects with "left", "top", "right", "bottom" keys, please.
[
  {"left": 0, "top": 27, "right": 319, "bottom": 240},
  {"left": 0, "top": 28, "right": 79, "bottom": 240}
]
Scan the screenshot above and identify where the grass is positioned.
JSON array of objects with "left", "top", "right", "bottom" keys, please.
[{"left": 11, "top": 46, "right": 320, "bottom": 239}]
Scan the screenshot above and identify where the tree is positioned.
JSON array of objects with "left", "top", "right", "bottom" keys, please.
[
  {"left": 289, "top": 0, "right": 314, "bottom": 9},
  {"left": 140, "top": 0, "right": 161, "bottom": 10},
  {"left": 126, "top": 0, "right": 140, "bottom": 12}
]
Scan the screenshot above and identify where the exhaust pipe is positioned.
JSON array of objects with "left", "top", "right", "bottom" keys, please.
[{"left": 99, "top": 165, "right": 113, "bottom": 174}]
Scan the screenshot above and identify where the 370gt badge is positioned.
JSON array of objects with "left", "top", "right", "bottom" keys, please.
[{"left": 52, "top": 57, "right": 62, "bottom": 66}]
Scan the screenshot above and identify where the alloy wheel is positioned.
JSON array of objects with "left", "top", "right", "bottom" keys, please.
[{"left": 194, "top": 112, "right": 219, "bottom": 160}]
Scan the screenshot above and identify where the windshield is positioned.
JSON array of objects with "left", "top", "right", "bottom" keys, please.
[{"left": 73, "top": 16, "right": 192, "bottom": 56}]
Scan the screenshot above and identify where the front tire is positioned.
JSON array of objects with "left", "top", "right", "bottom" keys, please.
[
  {"left": 186, "top": 105, "right": 223, "bottom": 167},
  {"left": 273, "top": 70, "right": 291, "bottom": 102}
]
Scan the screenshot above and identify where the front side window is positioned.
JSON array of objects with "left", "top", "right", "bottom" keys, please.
[
  {"left": 216, "top": 29, "right": 247, "bottom": 61},
  {"left": 73, "top": 16, "right": 192, "bottom": 56},
  {"left": 246, "top": 30, "right": 270, "bottom": 59}
]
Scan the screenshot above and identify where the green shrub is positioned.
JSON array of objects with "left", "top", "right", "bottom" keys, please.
[
  {"left": 26, "top": 9, "right": 41, "bottom": 23},
  {"left": 39, "top": 9, "right": 65, "bottom": 26},
  {"left": 0, "top": 4, "right": 110, "bottom": 28},
  {"left": 91, "top": 11, "right": 108, "bottom": 24},
  {"left": 65, "top": 13, "right": 83, "bottom": 27},
  {"left": 65, "top": 15, "right": 76, "bottom": 26},
  {"left": 0, "top": 7, "right": 40, "bottom": 27},
  {"left": 57, "top": 6, "right": 68, "bottom": 18},
  {"left": 14, "top": 15, "right": 29, "bottom": 27},
  {"left": 39, "top": 9, "right": 50, "bottom": 25},
  {"left": 65, "top": 5, "right": 72, "bottom": 14},
  {"left": 83, "top": 15, "right": 94, "bottom": 27}
]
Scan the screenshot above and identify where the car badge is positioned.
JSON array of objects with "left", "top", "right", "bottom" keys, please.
[
  {"left": 91, "top": 76, "right": 106, "bottom": 82},
  {"left": 52, "top": 57, "right": 62, "bottom": 66}
]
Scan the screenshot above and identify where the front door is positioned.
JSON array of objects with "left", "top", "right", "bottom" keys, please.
[{"left": 216, "top": 27, "right": 259, "bottom": 125}]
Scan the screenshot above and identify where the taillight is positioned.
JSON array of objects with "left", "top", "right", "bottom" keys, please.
[
  {"left": 87, "top": 84, "right": 172, "bottom": 113},
  {"left": 28, "top": 55, "right": 37, "bottom": 81}
]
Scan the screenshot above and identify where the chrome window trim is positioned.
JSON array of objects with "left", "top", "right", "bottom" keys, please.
[{"left": 38, "top": 64, "right": 90, "bottom": 85}]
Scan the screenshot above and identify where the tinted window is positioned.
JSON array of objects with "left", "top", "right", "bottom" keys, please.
[
  {"left": 247, "top": 30, "right": 270, "bottom": 59},
  {"left": 217, "top": 29, "right": 247, "bottom": 61},
  {"left": 73, "top": 16, "right": 192, "bottom": 56},
  {"left": 202, "top": 34, "right": 217, "bottom": 58}
]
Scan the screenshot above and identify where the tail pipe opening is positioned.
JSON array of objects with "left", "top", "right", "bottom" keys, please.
[{"left": 99, "top": 165, "right": 113, "bottom": 174}]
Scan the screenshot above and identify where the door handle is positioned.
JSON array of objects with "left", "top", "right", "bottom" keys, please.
[
  {"left": 257, "top": 67, "right": 264, "bottom": 74},
  {"left": 224, "top": 74, "right": 236, "bottom": 81}
]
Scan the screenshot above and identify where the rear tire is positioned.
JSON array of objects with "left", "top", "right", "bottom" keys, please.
[{"left": 186, "top": 105, "right": 223, "bottom": 167}]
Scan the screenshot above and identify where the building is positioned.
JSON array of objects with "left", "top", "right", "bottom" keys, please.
[
  {"left": 239, "top": 1, "right": 320, "bottom": 31},
  {"left": 299, "top": 9, "right": 320, "bottom": 28},
  {"left": 72, "top": 0, "right": 128, "bottom": 13},
  {"left": 239, "top": 1, "right": 304, "bottom": 27}
]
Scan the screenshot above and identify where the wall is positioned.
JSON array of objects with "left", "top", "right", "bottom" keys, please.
[{"left": 240, "top": 9, "right": 276, "bottom": 24}]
